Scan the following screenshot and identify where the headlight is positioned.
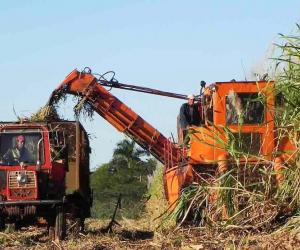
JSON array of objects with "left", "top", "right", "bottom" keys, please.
[{"left": 17, "top": 172, "right": 28, "bottom": 184}]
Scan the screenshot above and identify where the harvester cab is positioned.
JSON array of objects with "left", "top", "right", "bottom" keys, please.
[{"left": 188, "top": 80, "right": 275, "bottom": 164}]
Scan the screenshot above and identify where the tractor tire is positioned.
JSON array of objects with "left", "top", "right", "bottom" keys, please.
[
  {"left": 0, "top": 214, "right": 5, "bottom": 231},
  {"left": 54, "top": 206, "right": 66, "bottom": 241}
]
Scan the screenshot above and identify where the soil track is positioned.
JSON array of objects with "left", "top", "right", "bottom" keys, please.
[{"left": 1, "top": 218, "right": 300, "bottom": 249}]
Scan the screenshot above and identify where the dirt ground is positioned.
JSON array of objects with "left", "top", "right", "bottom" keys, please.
[
  {"left": 2, "top": 173, "right": 300, "bottom": 250},
  {"left": 1, "top": 217, "right": 300, "bottom": 250}
]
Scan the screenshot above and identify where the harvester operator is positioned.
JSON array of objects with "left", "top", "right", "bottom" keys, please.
[
  {"left": 3, "top": 135, "right": 32, "bottom": 165},
  {"left": 178, "top": 94, "right": 201, "bottom": 144}
]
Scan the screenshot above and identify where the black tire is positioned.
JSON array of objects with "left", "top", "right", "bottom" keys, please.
[
  {"left": 14, "top": 220, "right": 21, "bottom": 231},
  {"left": 47, "top": 212, "right": 55, "bottom": 239},
  {"left": 0, "top": 214, "right": 5, "bottom": 231},
  {"left": 54, "top": 206, "right": 66, "bottom": 241}
]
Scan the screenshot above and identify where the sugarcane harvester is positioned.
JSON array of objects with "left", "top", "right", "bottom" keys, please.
[{"left": 50, "top": 68, "right": 296, "bottom": 215}]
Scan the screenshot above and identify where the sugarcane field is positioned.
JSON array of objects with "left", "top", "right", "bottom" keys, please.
[{"left": 1, "top": 2, "right": 300, "bottom": 250}]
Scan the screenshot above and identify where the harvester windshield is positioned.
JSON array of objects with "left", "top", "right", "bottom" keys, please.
[
  {"left": 226, "top": 92, "right": 265, "bottom": 125},
  {"left": 0, "top": 130, "right": 44, "bottom": 166}
]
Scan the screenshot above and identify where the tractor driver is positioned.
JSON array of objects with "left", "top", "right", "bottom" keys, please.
[
  {"left": 178, "top": 94, "right": 201, "bottom": 144},
  {"left": 3, "top": 135, "right": 32, "bottom": 166}
]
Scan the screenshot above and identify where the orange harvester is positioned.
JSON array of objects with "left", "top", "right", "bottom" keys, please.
[{"left": 52, "top": 69, "right": 296, "bottom": 207}]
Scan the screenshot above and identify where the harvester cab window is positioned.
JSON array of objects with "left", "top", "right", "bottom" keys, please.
[
  {"left": 226, "top": 92, "right": 265, "bottom": 125},
  {"left": 0, "top": 131, "right": 44, "bottom": 166}
]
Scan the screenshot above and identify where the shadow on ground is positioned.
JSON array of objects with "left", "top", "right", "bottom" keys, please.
[{"left": 89, "top": 226, "right": 154, "bottom": 241}]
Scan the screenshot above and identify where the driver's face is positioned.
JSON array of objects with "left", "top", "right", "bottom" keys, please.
[{"left": 16, "top": 140, "right": 25, "bottom": 149}]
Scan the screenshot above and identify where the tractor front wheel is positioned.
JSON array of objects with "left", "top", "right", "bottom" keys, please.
[
  {"left": 54, "top": 206, "right": 66, "bottom": 241},
  {"left": 0, "top": 214, "right": 5, "bottom": 231}
]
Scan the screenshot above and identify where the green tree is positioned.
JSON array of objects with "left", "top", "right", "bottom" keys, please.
[
  {"left": 111, "top": 138, "right": 146, "bottom": 168},
  {"left": 109, "top": 138, "right": 156, "bottom": 179},
  {"left": 91, "top": 138, "right": 157, "bottom": 219}
]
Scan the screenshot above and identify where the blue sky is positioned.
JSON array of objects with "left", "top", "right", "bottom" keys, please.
[{"left": 0, "top": 1, "right": 300, "bottom": 169}]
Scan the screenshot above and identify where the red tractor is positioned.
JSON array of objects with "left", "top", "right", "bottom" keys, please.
[{"left": 0, "top": 121, "right": 92, "bottom": 240}]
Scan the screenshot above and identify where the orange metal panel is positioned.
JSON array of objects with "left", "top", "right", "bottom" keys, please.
[
  {"left": 164, "top": 164, "right": 193, "bottom": 206},
  {"left": 189, "top": 126, "right": 216, "bottom": 163},
  {"left": 164, "top": 169, "right": 181, "bottom": 207}
]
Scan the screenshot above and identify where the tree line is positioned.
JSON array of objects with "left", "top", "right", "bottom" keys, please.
[{"left": 91, "top": 138, "right": 157, "bottom": 219}]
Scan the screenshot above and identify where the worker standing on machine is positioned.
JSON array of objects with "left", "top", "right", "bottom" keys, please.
[{"left": 178, "top": 94, "right": 201, "bottom": 144}]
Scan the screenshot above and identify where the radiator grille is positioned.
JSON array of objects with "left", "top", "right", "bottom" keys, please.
[{"left": 8, "top": 171, "right": 36, "bottom": 189}]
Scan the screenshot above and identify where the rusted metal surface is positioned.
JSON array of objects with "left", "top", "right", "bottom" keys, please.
[
  {"left": 75, "top": 120, "right": 80, "bottom": 191},
  {"left": 49, "top": 121, "right": 90, "bottom": 195}
]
